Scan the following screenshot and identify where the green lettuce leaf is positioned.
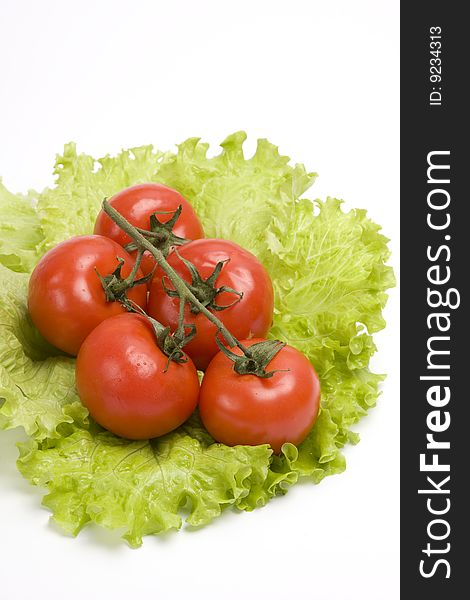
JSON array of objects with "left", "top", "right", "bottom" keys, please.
[
  {"left": 0, "top": 133, "right": 395, "bottom": 545},
  {"left": 0, "top": 180, "right": 44, "bottom": 272},
  {"left": 37, "top": 143, "right": 173, "bottom": 253},
  {"left": 0, "top": 264, "right": 88, "bottom": 439},
  {"left": 18, "top": 414, "right": 273, "bottom": 548},
  {"left": 156, "top": 132, "right": 317, "bottom": 244}
]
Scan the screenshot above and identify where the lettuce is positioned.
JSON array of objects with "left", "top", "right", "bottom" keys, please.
[
  {"left": 37, "top": 143, "right": 173, "bottom": 253},
  {"left": 0, "top": 264, "right": 88, "bottom": 439},
  {"left": 0, "top": 133, "right": 395, "bottom": 546},
  {"left": 0, "top": 180, "right": 44, "bottom": 272},
  {"left": 17, "top": 415, "right": 274, "bottom": 548}
]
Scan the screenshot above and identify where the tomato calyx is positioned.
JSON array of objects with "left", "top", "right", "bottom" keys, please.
[
  {"left": 216, "top": 336, "right": 288, "bottom": 378},
  {"left": 126, "top": 299, "right": 196, "bottom": 366},
  {"left": 162, "top": 251, "right": 244, "bottom": 315},
  {"left": 95, "top": 256, "right": 153, "bottom": 307},
  {"left": 124, "top": 205, "right": 190, "bottom": 258},
  {"left": 153, "top": 320, "right": 197, "bottom": 367}
]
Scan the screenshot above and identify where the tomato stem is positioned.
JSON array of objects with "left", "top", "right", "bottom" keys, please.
[
  {"left": 125, "top": 298, "right": 194, "bottom": 365},
  {"left": 125, "top": 248, "right": 144, "bottom": 285},
  {"left": 103, "top": 199, "right": 243, "bottom": 350},
  {"left": 175, "top": 295, "right": 186, "bottom": 339}
]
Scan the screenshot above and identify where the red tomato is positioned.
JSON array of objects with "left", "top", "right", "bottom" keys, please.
[
  {"left": 76, "top": 313, "right": 200, "bottom": 439},
  {"left": 94, "top": 183, "right": 204, "bottom": 277},
  {"left": 199, "top": 339, "right": 321, "bottom": 453},
  {"left": 28, "top": 235, "right": 147, "bottom": 356},
  {"left": 147, "top": 239, "right": 274, "bottom": 370}
]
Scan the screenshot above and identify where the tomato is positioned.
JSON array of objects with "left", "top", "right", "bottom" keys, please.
[
  {"left": 199, "top": 339, "right": 321, "bottom": 453},
  {"left": 147, "top": 239, "right": 274, "bottom": 370},
  {"left": 28, "top": 235, "right": 147, "bottom": 356},
  {"left": 94, "top": 183, "right": 204, "bottom": 277},
  {"left": 76, "top": 313, "right": 200, "bottom": 439}
]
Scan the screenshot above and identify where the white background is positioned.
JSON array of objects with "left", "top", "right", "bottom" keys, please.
[{"left": 0, "top": 1, "right": 400, "bottom": 598}]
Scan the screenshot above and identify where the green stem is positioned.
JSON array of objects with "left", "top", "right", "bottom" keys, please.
[
  {"left": 103, "top": 200, "right": 243, "bottom": 350},
  {"left": 177, "top": 295, "right": 186, "bottom": 331},
  {"left": 125, "top": 248, "right": 144, "bottom": 284}
]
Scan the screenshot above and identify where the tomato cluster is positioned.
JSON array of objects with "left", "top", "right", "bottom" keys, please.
[{"left": 28, "top": 183, "right": 320, "bottom": 453}]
